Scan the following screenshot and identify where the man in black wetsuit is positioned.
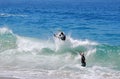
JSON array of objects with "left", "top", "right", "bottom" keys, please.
[
  {"left": 59, "top": 32, "right": 66, "bottom": 41},
  {"left": 54, "top": 32, "right": 66, "bottom": 41},
  {"left": 80, "top": 52, "right": 86, "bottom": 67}
]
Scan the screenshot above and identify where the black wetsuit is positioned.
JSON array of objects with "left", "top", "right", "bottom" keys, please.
[
  {"left": 81, "top": 55, "right": 86, "bottom": 67},
  {"left": 61, "top": 35, "right": 66, "bottom": 41},
  {"left": 59, "top": 33, "right": 66, "bottom": 41},
  {"left": 54, "top": 32, "right": 66, "bottom": 41}
]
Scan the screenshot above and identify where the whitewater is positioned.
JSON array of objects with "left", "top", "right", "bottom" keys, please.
[{"left": 0, "top": 27, "right": 120, "bottom": 79}]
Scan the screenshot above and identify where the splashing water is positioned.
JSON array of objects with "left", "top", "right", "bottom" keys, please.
[{"left": 0, "top": 27, "right": 120, "bottom": 79}]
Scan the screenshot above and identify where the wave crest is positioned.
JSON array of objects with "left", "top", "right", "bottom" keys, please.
[{"left": 0, "top": 27, "right": 120, "bottom": 70}]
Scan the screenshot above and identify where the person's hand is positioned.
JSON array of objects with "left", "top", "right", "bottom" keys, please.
[{"left": 54, "top": 34, "right": 56, "bottom": 37}]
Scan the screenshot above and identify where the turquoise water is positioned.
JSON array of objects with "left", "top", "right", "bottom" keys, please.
[{"left": 0, "top": 2, "right": 120, "bottom": 79}]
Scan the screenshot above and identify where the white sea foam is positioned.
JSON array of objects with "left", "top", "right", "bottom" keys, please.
[
  {"left": 0, "top": 27, "right": 13, "bottom": 34},
  {"left": 0, "top": 13, "right": 27, "bottom": 17},
  {"left": 67, "top": 36, "right": 98, "bottom": 47},
  {"left": 0, "top": 27, "right": 120, "bottom": 79},
  {"left": 0, "top": 67, "right": 120, "bottom": 79}
]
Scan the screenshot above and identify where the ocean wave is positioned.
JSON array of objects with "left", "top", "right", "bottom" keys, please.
[
  {"left": 0, "top": 27, "right": 120, "bottom": 71},
  {"left": 0, "top": 27, "right": 13, "bottom": 34}
]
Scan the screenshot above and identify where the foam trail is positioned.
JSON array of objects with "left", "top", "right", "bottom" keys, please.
[{"left": 0, "top": 13, "right": 27, "bottom": 17}]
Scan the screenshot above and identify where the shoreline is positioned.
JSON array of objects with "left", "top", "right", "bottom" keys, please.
[{"left": 0, "top": 77, "right": 19, "bottom": 79}]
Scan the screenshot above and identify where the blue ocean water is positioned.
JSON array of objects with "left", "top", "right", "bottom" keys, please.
[
  {"left": 0, "top": 2, "right": 120, "bottom": 45},
  {"left": 0, "top": 2, "right": 120, "bottom": 79}
]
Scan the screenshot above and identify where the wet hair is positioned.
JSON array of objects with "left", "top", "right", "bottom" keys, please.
[{"left": 61, "top": 32, "right": 64, "bottom": 35}]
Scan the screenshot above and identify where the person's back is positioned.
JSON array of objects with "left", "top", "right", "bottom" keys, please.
[{"left": 80, "top": 53, "right": 86, "bottom": 67}]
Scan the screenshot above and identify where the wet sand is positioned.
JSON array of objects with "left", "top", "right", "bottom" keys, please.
[{"left": 0, "top": 77, "right": 19, "bottom": 79}]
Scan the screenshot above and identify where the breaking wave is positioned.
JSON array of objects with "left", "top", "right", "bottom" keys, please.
[{"left": 0, "top": 27, "right": 120, "bottom": 79}]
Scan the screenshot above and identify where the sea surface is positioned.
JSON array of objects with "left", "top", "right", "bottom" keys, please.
[{"left": 0, "top": 2, "right": 120, "bottom": 79}]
